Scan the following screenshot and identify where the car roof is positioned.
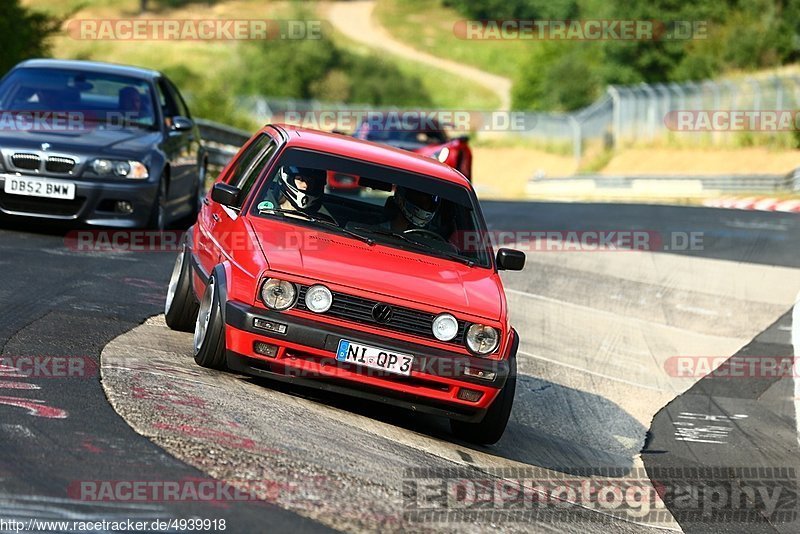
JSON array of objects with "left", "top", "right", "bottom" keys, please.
[
  {"left": 14, "top": 59, "right": 161, "bottom": 81},
  {"left": 270, "top": 124, "right": 470, "bottom": 188}
]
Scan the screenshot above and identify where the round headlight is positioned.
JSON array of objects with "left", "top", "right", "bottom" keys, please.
[
  {"left": 92, "top": 159, "right": 113, "bottom": 175},
  {"left": 260, "top": 279, "right": 297, "bottom": 311},
  {"left": 466, "top": 324, "right": 499, "bottom": 355},
  {"left": 305, "top": 284, "right": 333, "bottom": 313},
  {"left": 114, "top": 161, "right": 131, "bottom": 177},
  {"left": 432, "top": 313, "right": 458, "bottom": 341},
  {"left": 436, "top": 146, "right": 450, "bottom": 163}
]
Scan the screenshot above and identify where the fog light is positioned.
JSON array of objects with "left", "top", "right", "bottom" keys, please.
[
  {"left": 457, "top": 388, "right": 484, "bottom": 402},
  {"left": 114, "top": 201, "right": 134, "bottom": 214},
  {"left": 253, "top": 318, "right": 287, "bottom": 334},
  {"left": 463, "top": 367, "right": 496, "bottom": 381},
  {"left": 254, "top": 341, "right": 278, "bottom": 358}
]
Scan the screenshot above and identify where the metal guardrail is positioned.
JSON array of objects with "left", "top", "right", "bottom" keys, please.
[
  {"left": 195, "top": 116, "right": 800, "bottom": 195},
  {"left": 195, "top": 118, "right": 251, "bottom": 168},
  {"left": 528, "top": 172, "right": 799, "bottom": 196}
]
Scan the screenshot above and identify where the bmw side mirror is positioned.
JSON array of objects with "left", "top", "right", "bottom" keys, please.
[
  {"left": 211, "top": 183, "right": 241, "bottom": 208},
  {"left": 496, "top": 248, "right": 525, "bottom": 271},
  {"left": 172, "top": 116, "right": 194, "bottom": 131}
]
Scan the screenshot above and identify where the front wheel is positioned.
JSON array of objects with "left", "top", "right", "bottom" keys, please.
[
  {"left": 164, "top": 239, "right": 198, "bottom": 332},
  {"left": 147, "top": 177, "right": 168, "bottom": 231},
  {"left": 193, "top": 276, "right": 227, "bottom": 369},
  {"left": 450, "top": 355, "right": 516, "bottom": 445}
]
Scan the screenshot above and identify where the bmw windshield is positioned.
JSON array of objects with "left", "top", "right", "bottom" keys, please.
[{"left": 0, "top": 68, "right": 158, "bottom": 130}]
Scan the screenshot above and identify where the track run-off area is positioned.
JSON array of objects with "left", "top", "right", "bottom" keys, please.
[{"left": 0, "top": 202, "right": 798, "bottom": 532}]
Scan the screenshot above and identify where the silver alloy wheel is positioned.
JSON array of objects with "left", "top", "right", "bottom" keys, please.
[
  {"left": 194, "top": 279, "right": 215, "bottom": 355},
  {"left": 164, "top": 245, "right": 184, "bottom": 315}
]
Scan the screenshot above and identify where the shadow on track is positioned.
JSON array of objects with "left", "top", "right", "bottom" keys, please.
[{"left": 246, "top": 371, "right": 646, "bottom": 477}]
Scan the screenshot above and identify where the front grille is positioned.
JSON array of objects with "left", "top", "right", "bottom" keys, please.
[
  {"left": 11, "top": 153, "right": 40, "bottom": 171},
  {"left": 45, "top": 156, "right": 76, "bottom": 174},
  {"left": 0, "top": 192, "right": 84, "bottom": 217},
  {"left": 295, "top": 285, "right": 467, "bottom": 344}
]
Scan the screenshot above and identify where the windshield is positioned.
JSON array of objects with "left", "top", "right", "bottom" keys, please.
[
  {"left": 250, "top": 149, "right": 492, "bottom": 268},
  {"left": 0, "top": 67, "right": 158, "bottom": 130}
]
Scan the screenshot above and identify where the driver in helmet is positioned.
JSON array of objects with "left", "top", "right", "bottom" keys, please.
[
  {"left": 258, "top": 165, "right": 335, "bottom": 221},
  {"left": 387, "top": 186, "right": 440, "bottom": 233}
]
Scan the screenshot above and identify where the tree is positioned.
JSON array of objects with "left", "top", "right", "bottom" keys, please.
[{"left": 0, "top": 0, "right": 60, "bottom": 76}]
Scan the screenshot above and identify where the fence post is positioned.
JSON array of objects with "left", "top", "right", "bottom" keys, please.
[
  {"left": 607, "top": 86, "right": 621, "bottom": 148},
  {"left": 568, "top": 115, "right": 582, "bottom": 163}
]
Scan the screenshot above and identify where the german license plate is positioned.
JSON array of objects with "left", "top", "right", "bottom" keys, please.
[
  {"left": 336, "top": 340, "right": 414, "bottom": 376},
  {"left": 3, "top": 176, "right": 76, "bottom": 200}
]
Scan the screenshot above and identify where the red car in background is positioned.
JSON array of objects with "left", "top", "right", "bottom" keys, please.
[
  {"left": 164, "top": 124, "right": 524, "bottom": 444},
  {"left": 325, "top": 115, "right": 471, "bottom": 192}
]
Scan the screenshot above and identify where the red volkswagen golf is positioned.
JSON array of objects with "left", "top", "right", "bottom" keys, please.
[{"left": 164, "top": 125, "right": 525, "bottom": 444}]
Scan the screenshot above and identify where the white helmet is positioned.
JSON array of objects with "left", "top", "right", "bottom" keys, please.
[{"left": 278, "top": 166, "right": 325, "bottom": 212}]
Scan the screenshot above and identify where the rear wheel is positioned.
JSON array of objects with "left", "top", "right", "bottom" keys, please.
[
  {"left": 450, "top": 355, "right": 516, "bottom": 445},
  {"left": 164, "top": 239, "right": 198, "bottom": 332},
  {"left": 193, "top": 276, "right": 227, "bottom": 369}
]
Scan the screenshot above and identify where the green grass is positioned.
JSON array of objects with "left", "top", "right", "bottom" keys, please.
[
  {"left": 374, "top": 0, "right": 532, "bottom": 80},
  {"left": 328, "top": 29, "right": 500, "bottom": 110}
]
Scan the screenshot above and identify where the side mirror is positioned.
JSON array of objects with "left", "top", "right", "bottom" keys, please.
[
  {"left": 172, "top": 116, "right": 194, "bottom": 131},
  {"left": 455, "top": 134, "right": 470, "bottom": 142},
  {"left": 496, "top": 248, "right": 525, "bottom": 271},
  {"left": 211, "top": 183, "right": 241, "bottom": 208}
]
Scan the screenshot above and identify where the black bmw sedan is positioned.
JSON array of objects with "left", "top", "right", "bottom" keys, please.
[{"left": 0, "top": 59, "right": 206, "bottom": 229}]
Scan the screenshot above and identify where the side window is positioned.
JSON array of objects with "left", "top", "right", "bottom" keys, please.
[
  {"left": 156, "top": 79, "right": 179, "bottom": 123},
  {"left": 164, "top": 79, "right": 190, "bottom": 118},
  {"left": 236, "top": 140, "right": 277, "bottom": 201}
]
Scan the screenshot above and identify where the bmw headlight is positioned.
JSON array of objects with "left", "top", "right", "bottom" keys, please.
[
  {"left": 89, "top": 159, "right": 148, "bottom": 179},
  {"left": 260, "top": 278, "right": 297, "bottom": 311},
  {"left": 465, "top": 324, "right": 499, "bottom": 355},
  {"left": 305, "top": 284, "right": 333, "bottom": 313},
  {"left": 432, "top": 313, "right": 458, "bottom": 341},
  {"left": 434, "top": 146, "right": 450, "bottom": 163}
]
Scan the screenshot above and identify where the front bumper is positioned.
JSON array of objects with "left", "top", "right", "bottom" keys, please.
[
  {"left": 225, "top": 301, "right": 513, "bottom": 422},
  {"left": 0, "top": 173, "right": 158, "bottom": 227}
]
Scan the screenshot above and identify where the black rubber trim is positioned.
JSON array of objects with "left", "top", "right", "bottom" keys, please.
[
  {"left": 225, "top": 300, "right": 510, "bottom": 389},
  {"left": 226, "top": 350, "right": 487, "bottom": 422},
  {"left": 190, "top": 253, "right": 210, "bottom": 285}
]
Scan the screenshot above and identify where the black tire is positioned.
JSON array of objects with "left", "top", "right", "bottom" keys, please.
[
  {"left": 450, "top": 354, "right": 516, "bottom": 445},
  {"left": 193, "top": 275, "right": 227, "bottom": 369},
  {"left": 147, "top": 177, "right": 168, "bottom": 231},
  {"left": 164, "top": 239, "right": 199, "bottom": 332}
]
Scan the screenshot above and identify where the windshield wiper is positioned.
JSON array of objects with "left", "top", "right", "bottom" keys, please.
[
  {"left": 364, "top": 228, "right": 476, "bottom": 267},
  {"left": 258, "top": 207, "right": 375, "bottom": 246}
]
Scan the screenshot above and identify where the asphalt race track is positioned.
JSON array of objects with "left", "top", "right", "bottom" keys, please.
[{"left": 1, "top": 202, "right": 799, "bottom": 533}]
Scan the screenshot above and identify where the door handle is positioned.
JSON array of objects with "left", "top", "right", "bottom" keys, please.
[
  {"left": 202, "top": 197, "right": 209, "bottom": 206},
  {"left": 212, "top": 213, "right": 220, "bottom": 222}
]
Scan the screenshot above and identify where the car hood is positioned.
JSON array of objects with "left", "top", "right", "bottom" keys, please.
[
  {"left": 0, "top": 128, "right": 160, "bottom": 155},
  {"left": 249, "top": 217, "right": 504, "bottom": 321}
]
